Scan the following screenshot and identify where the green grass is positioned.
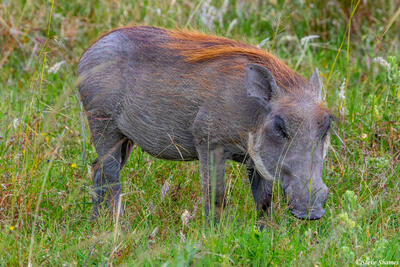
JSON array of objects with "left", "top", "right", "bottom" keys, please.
[{"left": 1, "top": 0, "right": 399, "bottom": 265}]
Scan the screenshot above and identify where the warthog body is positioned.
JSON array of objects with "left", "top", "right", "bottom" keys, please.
[{"left": 78, "top": 26, "right": 331, "bottom": 221}]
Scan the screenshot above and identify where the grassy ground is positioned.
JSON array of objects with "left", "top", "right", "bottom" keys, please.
[{"left": 1, "top": 0, "right": 399, "bottom": 265}]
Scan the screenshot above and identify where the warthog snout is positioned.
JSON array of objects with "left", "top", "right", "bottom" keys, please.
[
  {"left": 291, "top": 207, "right": 325, "bottom": 220},
  {"left": 285, "top": 183, "right": 328, "bottom": 220}
]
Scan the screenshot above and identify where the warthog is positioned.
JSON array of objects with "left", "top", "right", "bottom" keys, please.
[{"left": 78, "top": 26, "right": 331, "bottom": 222}]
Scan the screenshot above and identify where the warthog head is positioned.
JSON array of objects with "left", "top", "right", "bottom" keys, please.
[{"left": 246, "top": 64, "right": 332, "bottom": 220}]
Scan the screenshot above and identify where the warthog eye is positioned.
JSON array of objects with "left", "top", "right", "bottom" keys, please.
[{"left": 274, "top": 115, "right": 289, "bottom": 139}]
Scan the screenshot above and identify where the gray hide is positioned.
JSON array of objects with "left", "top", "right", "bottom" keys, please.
[{"left": 78, "top": 26, "right": 331, "bottom": 223}]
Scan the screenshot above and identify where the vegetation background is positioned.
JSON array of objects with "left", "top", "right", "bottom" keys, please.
[{"left": 0, "top": 0, "right": 399, "bottom": 265}]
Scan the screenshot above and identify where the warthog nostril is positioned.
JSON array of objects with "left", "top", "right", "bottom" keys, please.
[{"left": 309, "top": 208, "right": 325, "bottom": 220}]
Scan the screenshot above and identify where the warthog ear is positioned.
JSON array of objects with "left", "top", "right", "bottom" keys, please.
[
  {"left": 245, "top": 64, "right": 279, "bottom": 105},
  {"left": 308, "top": 68, "right": 322, "bottom": 100}
]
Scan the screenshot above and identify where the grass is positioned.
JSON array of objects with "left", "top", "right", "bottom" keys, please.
[{"left": 1, "top": 0, "right": 399, "bottom": 265}]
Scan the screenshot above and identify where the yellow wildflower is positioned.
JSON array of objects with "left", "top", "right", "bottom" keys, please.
[{"left": 71, "top": 163, "right": 77, "bottom": 168}]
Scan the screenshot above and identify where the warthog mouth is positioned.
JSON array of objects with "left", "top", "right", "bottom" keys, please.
[{"left": 291, "top": 208, "right": 326, "bottom": 220}]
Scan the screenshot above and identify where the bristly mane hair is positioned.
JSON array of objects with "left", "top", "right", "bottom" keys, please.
[{"left": 165, "top": 29, "right": 306, "bottom": 91}]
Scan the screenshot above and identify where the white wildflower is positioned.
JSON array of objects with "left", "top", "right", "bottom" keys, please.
[
  {"left": 280, "top": 35, "right": 297, "bottom": 43},
  {"left": 14, "top": 153, "right": 22, "bottom": 161},
  {"left": 150, "top": 226, "right": 158, "bottom": 239},
  {"left": 9, "top": 27, "right": 19, "bottom": 35},
  {"left": 373, "top": 57, "right": 390, "bottom": 70},
  {"left": 48, "top": 60, "right": 66, "bottom": 74},
  {"left": 180, "top": 230, "right": 186, "bottom": 243},
  {"left": 369, "top": 196, "right": 375, "bottom": 207},
  {"left": 160, "top": 180, "right": 169, "bottom": 201},
  {"left": 296, "top": 35, "right": 319, "bottom": 69},
  {"left": 87, "top": 165, "right": 92, "bottom": 178},
  {"left": 181, "top": 209, "right": 190, "bottom": 226},
  {"left": 339, "top": 78, "right": 346, "bottom": 100},
  {"left": 200, "top": 1, "right": 217, "bottom": 30},
  {"left": 226, "top": 18, "right": 237, "bottom": 35},
  {"left": 300, "top": 35, "right": 319, "bottom": 47},
  {"left": 257, "top": 37, "right": 270, "bottom": 48},
  {"left": 13, "top": 118, "right": 19, "bottom": 128},
  {"left": 199, "top": 0, "right": 228, "bottom": 30}
]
